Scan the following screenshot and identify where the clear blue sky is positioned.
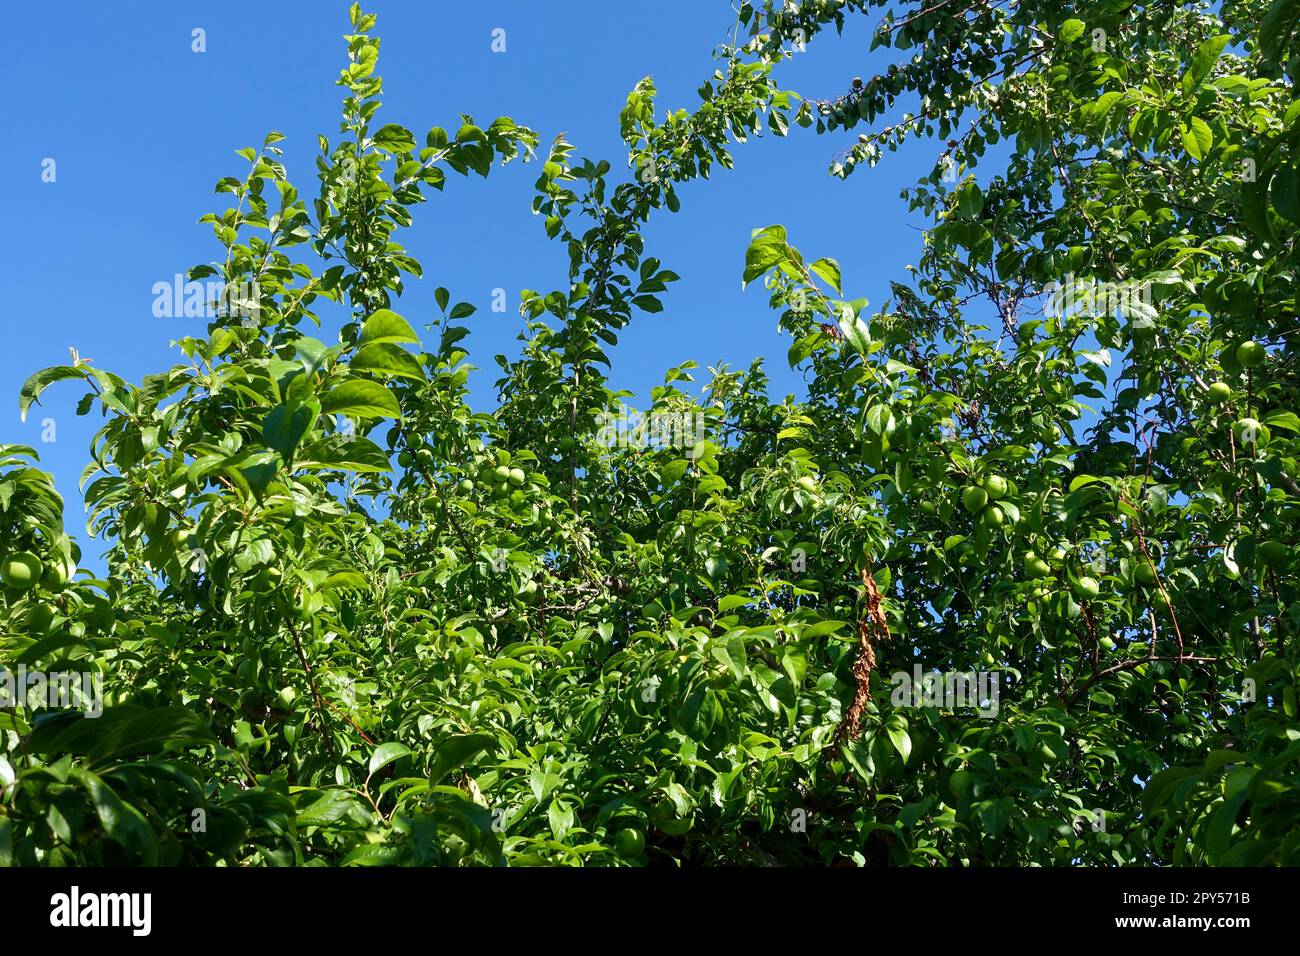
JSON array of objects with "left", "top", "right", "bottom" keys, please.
[{"left": 1, "top": 0, "right": 937, "bottom": 560}]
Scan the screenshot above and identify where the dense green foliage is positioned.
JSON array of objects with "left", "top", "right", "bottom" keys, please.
[{"left": 2, "top": 1, "right": 1298, "bottom": 866}]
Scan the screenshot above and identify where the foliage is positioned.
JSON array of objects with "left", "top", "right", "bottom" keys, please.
[{"left": 1, "top": 1, "right": 1297, "bottom": 866}]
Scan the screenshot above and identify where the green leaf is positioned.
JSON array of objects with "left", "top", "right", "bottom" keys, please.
[
  {"left": 1262, "top": 410, "right": 1300, "bottom": 433},
  {"left": 296, "top": 789, "right": 371, "bottom": 828},
  {"left": 429, "top": 733, "right": 496, "bottom": 785},
  {"left": 263, "top": 400, "right": 318, "bottom": 460},
  {"left": 372, "top": 123, "right": 416, "bottom": 153},
  {"left": 886, "top": 716, "right": 912, "bottom": 763},
  {"left": 957, "top": 181, "right": 984, "bottom": 218},
  {"left": 864, "top": 404, "right": 894, "bottom": 436},
  {"left": 743, "top": 225, "right": 788, "bottom": 285},
  {"left": 351, "top": 343, "right": 426, "bottom": 381},
  {"left": 1181, "top": 35, "right": 1230, "bottom": 96},
  {"left": 1270, "top": 164, "right": 1300, "bottom": 223},
  {"left": 320, "top": 379, "right": 402, "bottom": 419},
  {"left": 297, "top": 435, "right": 392, "bottom": 472},
  {"left": 1058, "top": 19, "right": 1086, "bottom": 43},
  {"left": 1260, "top": 0, "right": 1300, "bottom": 71},
  {"left": 358, "top": 309, "right": 419, "bottom": 348},
  {"left": 368, "top": 742, "right": 413, "bottom": 777},
  {"left": 1180, "top": 117, "right": 1213, "bottom": 161},
  {"left": 839, "top": 309, "right": 872, "bottom": 357},
  {"left": 809, "top": 257, "right": 842, "bottom": 293},
  {"left": 18, "top": 366, "right": 86, "bottom": 422}
]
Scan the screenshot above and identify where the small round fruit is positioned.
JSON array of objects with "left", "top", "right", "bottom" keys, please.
[
  {"left": 494, "top": 465, "right": 512, "bottom": 482},
  {"left": 1234, "top": 418, "right": 1268, "bottom": 445},
  {"left": 415, "top": 448, "right": 434, "bottom": 468},
  {"left": 1, "top": 552, "right": 44, "bottom": 591},
  {"left": 919, "top": 500, "right": 937, "bottom": 515},
  {"left": 1258, "top": 540, "right": 1288, "bottom": 569},
  {"left": 397, "top": 450, "right": 414, "bottom": 468},
  {"left": 277, "top": 686, "right": 297, "bottom": 708},
  {"left": 1173, "top": 714, "right": 1190, "bottom": 729},
  {"left": 1134, "top": 563, "right": 1158, "bottom": 586},
  {"left": 508, "top": 467, "right": 526, "bottom": 487},
  {"left": 1236, "top": 340, "right": 1265, "bottom": 368},
  {"left": 982, "top": 505, "right": 1005, "bottom": 528},
  {"left": 615, "top": 827, "right": 645, "bottom": 858},
  {"left": 41, "top": 556, "right": 75, "bottom": 590},
  {"left": 493, "top": 482, "right": 510, "bottom": 499},
  {"left": 1025, "top": 555, "right": 1052, "bottom": 579},
  {"left": 980, "top": 651, "right": 996, "bottom": 667},
  {"left": 1098, "top": 636, "right": 1116, "bottom": 651},
  {"left": 857, "top": 133, "right": 868, "bottom": 144},
  {"left": 458, "top": 479, "right": 475, "bottom": 494},
  {"left": 1075, "top": 576, "right": 1100, "bottom": 600},
  {"left": 796, "top": 476, "right": 818, "bottom": 493},
  {"left": 25, "top": 603, "right": 55, "bottom": 634},
  {"left": 961, "top": 486, "right": 989, "bottom": 513},
  {"left": 1206, "top": 382, "right": 1232, "bottom": 404},
  {"left": 981, "top": 475, "right": 1008, "bottom": 498}
]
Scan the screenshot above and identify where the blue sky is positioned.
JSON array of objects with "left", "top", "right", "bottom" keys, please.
[{"left": 1, "top": 0, "right": 939, "bottom": 559}]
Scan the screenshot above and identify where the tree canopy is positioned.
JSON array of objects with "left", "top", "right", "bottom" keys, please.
[{"left": 2, "top": 0, "right": 1298, "bottom": 866}]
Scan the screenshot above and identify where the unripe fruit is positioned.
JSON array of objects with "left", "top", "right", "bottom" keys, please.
[
  {"left": 982, "top": 505, "right": 1005, "bottom": 528},
  {"left": 415, "top": 448, "right": 434, "bottom": 468},
  {"left": 1258, "top": 540, "right": 1288, "bottom": 568},
  {"left": 1099, "top": 636, "right": 1116, "bottom": 651},
  {"left": 1234, "top": 418, "right": 1268, "bottom": 445},
  {"left": 981, "top": 474, "right": 1007, "bottom": 498},
  {"left": 615, "top": 827, "right": 645, "bottom": 858},
  {"left": 980, "top": 651, "right": 996, "bottom": 667},
  {"left": 1075, "top": 576, "right": 1100, "bottom": 600},
  {"left": 1, "top": 552, "right": 44, "bottom": 591},
  {"left": 493, "top": 482, "right": 510, "bottom": 499},
  {"left": 1025, "top": 554, "right": 1052, "bottom": 579},
  {"left": 508, "top": 467, "right": 526, "bottom": 487},
  {"left": 1236, "top": 340, "right": 1265, "bottom": 368},
  {"left": 919, "top": 500, "right": 937, "bottom": 515},
  {"left": 1134, "top": 563, "right": 1158, "bottom": 586},
  {"left": 41, "top": 556, "right": 75, "bottom": 590},
  {"left": 459, "top": 479, "right": 475, "bottom": 494},
  {"left": 26, "top": 603, "right": 55, "bottom": 634},
  {"left": 398, "top": 450, "right": 414, "bottom": 467},
  {"left": 494, "top": 465, "right": 512, "bottom": 482},
  {"left": 1206, "top": 382, "right": 1231, "bottom": 404},
  {"left": 961, "top": 486, "right": 989, "bottom": 513},
  {"left": 796, "top": 476, "right": 818, "bottom": 493},
  {"left": 277, "top": 686, "right": 297, "bottom": 708}
]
